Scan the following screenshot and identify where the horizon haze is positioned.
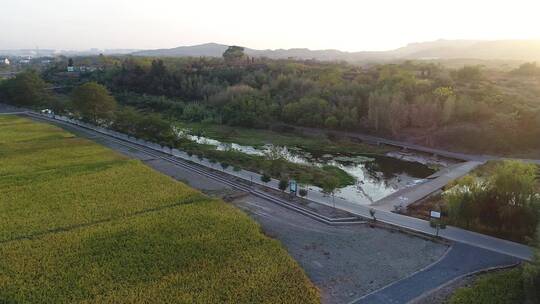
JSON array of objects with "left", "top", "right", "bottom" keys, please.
[{"left": 1, "top": 0, "right": 540, "bottom": 52}]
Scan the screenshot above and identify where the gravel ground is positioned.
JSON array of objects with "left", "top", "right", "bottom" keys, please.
[{"left": 231, "top": 196, "right": 447, "bottom": 304}]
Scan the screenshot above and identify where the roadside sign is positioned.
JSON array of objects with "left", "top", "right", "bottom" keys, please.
[
  {"left": 289, "top": 180, "right": 297, "bottom": 193},
  {"left": 430, "top": 211, "right": 441, "bottom": 219}
]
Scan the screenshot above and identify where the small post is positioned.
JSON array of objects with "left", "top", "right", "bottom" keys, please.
[{"left": 430, "top": 210, "right": 445, "bottom": 237}]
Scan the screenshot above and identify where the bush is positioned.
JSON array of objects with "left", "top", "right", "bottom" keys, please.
[
  {"left": 278, "top": 179, "right": 288, "bottom": 191},
  {"left": 261, "top": 173, "right": 271, "bottom": 183},
  {"left": 443, "top": 161, "right": 539, "bottom": 242},
  {"left": 299, "top": 188, "right": 308, "bottom": 197},
  {"left": 523, "top": 225, "right": 540, "bottom": 303},
  {"left": 450, "top": 268, "right": 524, "bottom": 304},
  {"left": 220, "top": 162, "right": 230, "bottom": 170}
]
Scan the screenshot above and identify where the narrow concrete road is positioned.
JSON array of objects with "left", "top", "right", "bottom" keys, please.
[
  {"left": 352, "top": 242, "right": 519, "bottom": 304},
  {"left": 373, "top": 161, "right": 483, "bottom": 211}
]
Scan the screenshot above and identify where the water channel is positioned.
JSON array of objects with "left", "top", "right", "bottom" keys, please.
[{"left": 176, "top": 129, "right": 444, "bottom": 205}]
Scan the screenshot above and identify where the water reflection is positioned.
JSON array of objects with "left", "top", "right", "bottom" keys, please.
[{"left": 175, "top": 128, "right": 435, "bottom": 205}]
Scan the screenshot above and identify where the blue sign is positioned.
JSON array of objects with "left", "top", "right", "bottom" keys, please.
[{"left": 289, "top": 180, "right": 297, "bottom": 193}]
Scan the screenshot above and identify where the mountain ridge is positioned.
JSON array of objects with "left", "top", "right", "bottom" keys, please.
[{"left": 132, "top": 39, "right": 540, "bottom": 62}]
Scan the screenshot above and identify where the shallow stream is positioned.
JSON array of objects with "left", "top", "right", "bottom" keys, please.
[{"left": 176, "top": 129, "right": 439, "bottom": 205}]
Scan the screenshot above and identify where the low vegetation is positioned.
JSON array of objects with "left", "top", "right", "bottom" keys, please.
[
  {"left": 449, "top": 268, "right": 525, "bottom": 304},
  {"left": 405, "top": 160, "right": 539, "bottom": 243},
  {"left": 0, "top": 116, "right": 320, "bottom": 303},
  {"left": 442, "top": 160, "right": 539, "bottom": 242},
  {"left": 179, "top": 121, "right": 389, "bottom": 156}
]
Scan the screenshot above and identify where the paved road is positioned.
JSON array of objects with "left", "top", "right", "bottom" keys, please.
[{"left": 352, "top": 242, "right": 519, "bottom": 304}]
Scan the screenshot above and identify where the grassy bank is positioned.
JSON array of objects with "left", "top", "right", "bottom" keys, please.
[
  {"left": 176, "top": 138, "right": 356, "bottom": 188},
  {"left": 179, "top": 121, "right": 390, "bottom": 156},
  {"left": 0, "top": 116, "right": 320, "bottom": 303}
]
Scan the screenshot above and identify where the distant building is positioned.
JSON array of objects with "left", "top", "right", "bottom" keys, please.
[
  {"left": 2, "top": 58, "right": 9, "bottom": 65},
  {"left": 67, "top": 66, "right": 75, "bottom": 72}
]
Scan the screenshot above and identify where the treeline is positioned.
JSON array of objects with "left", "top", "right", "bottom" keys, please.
[
  {"left": 86, "top": 56, "right": 540, "bottom": 154},
  {"left": 6, "top": 54, "right": 540, "bottom": 154},
  {"left": 0, "top": 73, "right": 354, "bottom": 188},
  {"left": 0, "top": 73, "right": 178, "bottom": 147}
]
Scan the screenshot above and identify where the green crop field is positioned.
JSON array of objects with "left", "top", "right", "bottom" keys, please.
[{"left": 0, "top": 116, "right": 319, "bottom": 303}]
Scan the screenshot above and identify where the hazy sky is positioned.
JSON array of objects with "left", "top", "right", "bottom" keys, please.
[{"left": 1, "top": 0, "right": 539, "bottom": 51}]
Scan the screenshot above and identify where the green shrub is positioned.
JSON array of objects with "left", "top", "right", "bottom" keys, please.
[
  {"left": 279, "top": 179, "right": 289, "bottom": 191},
  {"left": 261, "top": 173, "right": 271, "bottom": 183},
  {"left": 450, "top": 269, "right": 524, "bottom": 304}
]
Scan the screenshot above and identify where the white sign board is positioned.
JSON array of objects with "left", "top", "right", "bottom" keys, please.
[{"left": 430, "top": 211, "right": 441, "bottom": 219}]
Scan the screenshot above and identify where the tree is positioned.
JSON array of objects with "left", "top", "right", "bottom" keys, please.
[
  {"left": 321, "top": 176, "right": 340, "bottom": 208},
  {"left": 72, "top": 82, "right": 117, "bottom": 124},
  {"left": 512, "top": 62, "right": 540, "bottom": 77},
  {"left": 0, "top": 70, "right": 50, "bottom": 107},
  {"left": 523, "top": 224, "right": 540, "bottom": 303},
  {"left": 113, "top": 106, "right": 140, "bottom": 136},
  {"left": 278, "top": 179, "right": 288, "bottom": 192},
  {"left": 223, "top": 46, "right": 246, "bottom": 63},
  {"left": 261, "top": 173, "right": 271, "bottom": 183},
  {"left": 324, "top": 116, "right": 339, "bottom": 129},
  {"left": 444, "top": 175, "right": 482, "bottom": 229},
  {"left": 442, "top": 96, "right": 456, "bottom": 124},
  {"left": 454, "top": 65, "right": 483, "bottom": 82},
  {"left": 445, "top": 161, "right": 539, "bottom": 241}
]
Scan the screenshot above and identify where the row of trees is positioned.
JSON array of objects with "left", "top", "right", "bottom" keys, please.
[
  {"left": 8, "top": 55, "right": 540, "bottom": 154},
  {"left": 0, "top": 71, "right": 177, "bottom": 148},
  {"left": 63, "top": 55, "right": 540, "bottom": 154}
]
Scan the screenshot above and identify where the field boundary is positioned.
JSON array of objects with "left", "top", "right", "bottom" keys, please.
[{"left": 0, "top": 193, "right": 207, "bottom": 244}]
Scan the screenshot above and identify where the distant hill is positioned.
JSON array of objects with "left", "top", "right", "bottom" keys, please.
[
  {"left": 132, "top": 43, "right": 229, "bottom": 57},
  {"left": 132, "top": 40, "right": 540, "bottom": 62}
]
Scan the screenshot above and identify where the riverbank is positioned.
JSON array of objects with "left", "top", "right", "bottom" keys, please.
[
  {"left": 179, "top": 121, "right": 391, "bottom": 156},
  {"left": 175, "top": 122, "right": 437, "bottom": 205},
  {"left": 174, "top": 140, "right": 356, "bottom": 188}
]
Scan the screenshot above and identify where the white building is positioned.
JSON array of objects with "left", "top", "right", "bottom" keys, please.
[{"left": 2, "top": 58, "right": 9, "bottom": 65}]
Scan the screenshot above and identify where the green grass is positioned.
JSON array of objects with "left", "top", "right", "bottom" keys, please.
[
  {"left": 179, "top": 121, "right": 390, "bottom": 156},
  {"left": 178, "top": 143, "right": 355, "bottom": 188},
  {"left": 0, "top": 116, "right": 319, "bottom": 303},
  {"left": 449, "top": 268, "right": 524, "bottom": 304}
]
